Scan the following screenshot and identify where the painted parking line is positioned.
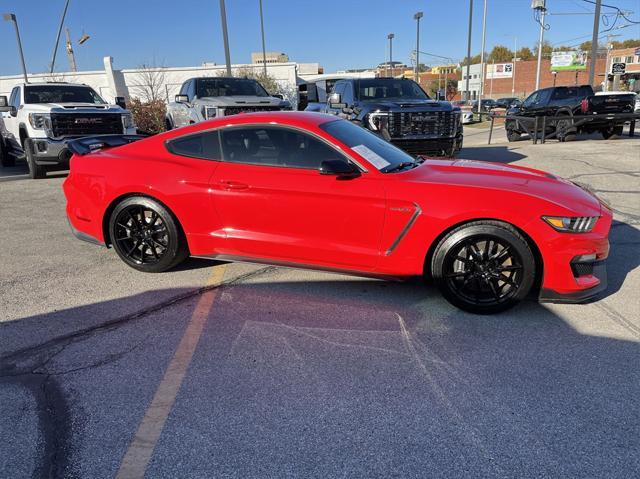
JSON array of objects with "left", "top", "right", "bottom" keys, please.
[{"left": 115, "top": 264, "right": 227, "bottom": 479}]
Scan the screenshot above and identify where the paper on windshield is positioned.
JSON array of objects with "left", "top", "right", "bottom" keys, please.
[{"left": 351, "top": 145, "right": 390, "bottom": 170}]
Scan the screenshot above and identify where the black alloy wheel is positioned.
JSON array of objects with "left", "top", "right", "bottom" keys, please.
[
  {"left": 555, "top": 117, "right": 576, "bottom": 142},
  {"left": 431, "top": 221, "right": 536, "bottom": 314},
  {"left": 109, "top": 197, "right": 188, "bottom": 272},
  {"left": 506, "top": 129, "right": 521, "bottom": 142}
]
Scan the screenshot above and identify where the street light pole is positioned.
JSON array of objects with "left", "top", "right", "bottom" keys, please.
[
  {"left": 414, "top": 12, "right": 423, "bottom": 83},
  {"left": 534, "top": 0, "right": 547, "bottom": 90},
  {"left": 3, "top": 13, "right": 28, "bottom": 83},
  {"left": 478, "top": 0, "right": 488, "bottom": 104},
  {"left": 219, "top": 0, "right": 232, "bottom": 76},
  {"left": 258, "top": 0, "right": 267, "bottom": 77},
  {"left": 50, "top": 0, "right": 71, "bottom": 74},
  {"left": 387, "top": 33, "right": 394, "bottom": 78},
  {"left": 464, "top": 0, "right": 473, "bottom": 101},
  {"left": 512, "top": 36, "right": 517, "bottom": 95}
]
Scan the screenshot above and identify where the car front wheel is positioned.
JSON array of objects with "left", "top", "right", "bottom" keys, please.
[
  {"left": 430, "top": 220, "right": 536, "bottom": 314},
  {"left": 109, "top": 197, "right": 189, "bottom": 273}
]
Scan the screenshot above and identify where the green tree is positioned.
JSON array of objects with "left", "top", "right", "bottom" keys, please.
[
  {"left": 534, "top": 41, "right": 553, "bottom": 58},
  {"left": 516, "top": 47, "right": 534, "bottom": 61},
  {"left": 622, "top": 39, "right": 640, "bottom": 48},
  {"left": 461, "top": 54, "right": 482, "bottom": 66},
  {"left": 580, "top": 41, "right": 592, "bottom": 52},
  {"left": 489, "top": 45, "right": 514, "bottom": 63}
]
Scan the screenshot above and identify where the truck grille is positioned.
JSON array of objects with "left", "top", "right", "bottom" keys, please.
[
  {"left": 223, "top": 106, "right": 281, "bottom": 116},
  {"left": 50, "top": 113, "right": 123, "bottom": 137},
  {"left": 389, "top": 111, "right": 458, "bottom": 138}
]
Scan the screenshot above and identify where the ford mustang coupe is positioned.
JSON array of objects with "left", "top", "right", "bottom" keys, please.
[{"left": 63, "top": 112, "right": 611, "bottom": 314}]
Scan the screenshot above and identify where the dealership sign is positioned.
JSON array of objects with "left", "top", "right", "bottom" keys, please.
[
  {"left": 486, "top": 63, "right": 513, "bottom": 79},
  {"left": 611, "top": 63, "right": 625, "bottom": 74},
  {"left": 550, "top": 51, "right": 587, "bottom": 71}
]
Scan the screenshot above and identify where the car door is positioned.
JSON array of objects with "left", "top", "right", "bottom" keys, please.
[
  {"left": 2, "top": 87, "right": 22, "bottom": 152},
  {"left": 210, "top": 125, "right": 386, "bottom": 269}
]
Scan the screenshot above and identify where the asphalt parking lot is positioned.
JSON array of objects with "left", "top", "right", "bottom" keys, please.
[{"left": 1, "top": 127, "right": 639, "bottom": 478}]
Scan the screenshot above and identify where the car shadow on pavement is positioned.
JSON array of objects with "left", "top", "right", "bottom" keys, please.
[
  {"left": 0, "top": 267, "right": 638, "bottom": 478},
  {"left": 459, "top": 146, "right": 527, "bottom": 164},
  {"left": 606, "top": 220, "right": 640, "bottom": 296}
]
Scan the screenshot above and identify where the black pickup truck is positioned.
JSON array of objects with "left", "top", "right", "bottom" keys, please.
[
  {"left": 505, "top": 85, "right": 636, "bottom": 142},
  {"left": 308, "top": 78, "right": 463, "bottom": 157}
]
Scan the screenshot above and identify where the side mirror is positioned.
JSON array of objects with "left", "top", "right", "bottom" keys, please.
[
  {"left": 0, "top": 96, "right": 8, "bottom": 109},
  {"left": 273, "top": 93, "right": 283, "bottom": 99},
  {"left": 328, "top": 92, "right": 346, "bottom": 109},
  {"left": 114, "top": 96, "right": 127, "bottom": 109},
  {"left": 175, "top": 94, "right": 189, "bottom": 103},
  {"left": 319, "top": 159, "right": 360, "bottom": 178}
]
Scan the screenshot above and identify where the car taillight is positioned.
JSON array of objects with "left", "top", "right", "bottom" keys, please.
[{"left": 580, "top": 99, "right": 588, "bottom": 114}]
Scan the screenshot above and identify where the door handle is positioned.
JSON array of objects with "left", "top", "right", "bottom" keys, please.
[{"left": 220, "top": 180, "right": 249, "bottom": 190}]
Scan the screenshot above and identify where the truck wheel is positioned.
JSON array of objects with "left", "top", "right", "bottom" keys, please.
[
  {"left": 555, "top": 117, "right": 576, "bottom": 142},
  {"left": 165, "top": 117, "right": 173, "bottom": 131},
  {"left": 506, "top": 129, "right": 520, "bottom": 142},
  {"left": 0, "top": 138, "right": 15, "bottom": 167},
  {"left": 25, "top": 139, "right": 46, "bottom": 179},
  {"left": 601, "top": 125, "right": 624, "bottom": 139}
]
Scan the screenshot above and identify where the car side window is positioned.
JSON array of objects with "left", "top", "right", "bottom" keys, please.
[
  {"left": 178, "top": 81, "right": 189, "bottom": 96},
  {"left": 9, "top": 87, "right": 20, "bottom": 108},
  {"left": 342, "top": 82, "right": 354, "bottom": 105},
  {"left": 187, "top": 80, "right": 196, "bottom": 101},
  {"left": 166, "top": 130, "right": 221, "bottom": 160},
  {"left": 220, "top": 126, "right": 345, "bottom": 170}
]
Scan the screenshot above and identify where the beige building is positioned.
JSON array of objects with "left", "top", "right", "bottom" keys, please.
[{"left": 251, "top": 52, "right": 289, "bottom": 64}]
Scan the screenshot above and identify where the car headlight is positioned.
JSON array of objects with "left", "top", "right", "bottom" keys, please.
[
  {"left": 542, "top": 216, "right": 599, "bottom": 233},
  {"left": 205, "top": 107, "right": 217, "bottom": 119},
  {"left": 121, "top": 113, "right": 135, "bottom": 130},
  {"left": 29, "top": 113, "right": 51, "bottom": 130},
  {"left": 367, "top": 112, "right": 390, "bottom": 131}
]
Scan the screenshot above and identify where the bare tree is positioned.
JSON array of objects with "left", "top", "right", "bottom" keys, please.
[{"left": 129, "top": 64, "right": 167, "bottom": 102}]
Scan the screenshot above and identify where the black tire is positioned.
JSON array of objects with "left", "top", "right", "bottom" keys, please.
[
  {"left": 108, "top": 196, "right": 189, "bottom": 273},
  {"left": 0, "top": 138, "right": 15, "bottom": 167},
  {"left": 601, "top": 125, "right": 624, "bottom": 139},
  {"left": 430, "top": 220, "right": 536, "bottom": 314},
  {"left": 165, "top": 117, "right": 173, "bottom": 131},
  {"left": 24, "top": 139, "right": 46, "bottom": 179},
  {"left": 506, "top": 129, "right": 521, "bottom": 142},
  {"left": 555, "top": 116, "right": 576, "bottom": 142}
]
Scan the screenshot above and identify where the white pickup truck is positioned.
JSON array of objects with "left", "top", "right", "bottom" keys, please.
[
  {"left": 0, "top": 82, "right": 136, "bottom": 178},
  {"left": 165, "top": 77, "right": 291, "bottom": 129}
]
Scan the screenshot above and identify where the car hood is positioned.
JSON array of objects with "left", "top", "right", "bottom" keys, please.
[
  {"left": 26, "top": 103, "right": 122, "bottom": 113},
  {"left": 404, "top": 158, "right": 602, "bottom": 215},
  {"left": 197, "top": 96, "right": 284, "bottom": 107},
  {"left": 361, "top": 99, "right": 454, "bottom": 111}
]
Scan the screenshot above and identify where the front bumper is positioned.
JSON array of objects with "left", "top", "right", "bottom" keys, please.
[
  {"left": 390, "top": 134, "right": 462, "bottom": 157},
  {"left": 539, "top": 260, "right": 607, "bottom": 303},
  {"left": 30, "top": 138, "right": 72, "bottom": 166}
]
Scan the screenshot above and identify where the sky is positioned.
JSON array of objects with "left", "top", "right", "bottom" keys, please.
[{"left": 0, "top": 0, "right": 639, "bottom": 77}]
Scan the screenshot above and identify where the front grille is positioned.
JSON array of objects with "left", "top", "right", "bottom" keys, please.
[
  {"left": 223, "top": 106, "right": 281, "bottom": 116},
  {"left": 389, "top": 111, "right": 458, "bottom": 138},
  {"left": 391, "top": 138, "right": 457, "bottom": 156},
  {"left": 50, "top": 113, "right": 123, "bottom": 137}
]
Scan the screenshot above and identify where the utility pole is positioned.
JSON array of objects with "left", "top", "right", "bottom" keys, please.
[
  {"left": 258, "top": 0, "right": 267, "bottom": 77},
  {"left": 219, "top": 0, "right": 232, "bottom": 76},
  {"left": 588, "top": 0, "right": 602, "bottom": 86},
  {"left": 533, "top": 0, "right": 547, "bottom": 90},
  {"left": 512, "top": 36, "right": 517, "bottom": 95},
  {"left": 50, "top": 0, "right": 71, "bottom": 74},
  {"left": 65, "top": 28, "right": 77, "bottom": 72},
  {"left": 2, "top": 13, "right": 28, "bottom": 83},
  {"left": 388, "top": 33, "right": 394, "bottom": 78},
  {"left": 478, "top": 0, "right": 488, "bottom": 104},
  {"left": 414, "top": 12, "right": 423, "bottom": 83},
  {"left": 602, "top": 33, "right": 619, "bottom": 92},
  {"left": 464, "top": 0, "right": 473, "bottom": 101}
]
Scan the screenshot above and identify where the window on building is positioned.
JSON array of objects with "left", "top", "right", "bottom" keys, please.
[{"left": 625, "top": 56, "right": 634, "bottom": 64}]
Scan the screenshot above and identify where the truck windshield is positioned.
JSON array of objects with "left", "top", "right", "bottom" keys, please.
[
  {"left": 24, "top": 85, "right": 106, "bottom": 104},
  {"left": 196, "top": 78, "right": 269, "bottom": 97},
  {"left": 358, "top": 79, "right": 430, "bottom": 101},
  {"left": 320, "top": 119, "right": 417, "bottom": 173}
]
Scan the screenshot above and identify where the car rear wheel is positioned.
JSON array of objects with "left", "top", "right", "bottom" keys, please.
[
  {"left": 555, "top": 116, "right": 576, "bottom": 142},
  {"left": 109, "top": 197, "right": 189, "bottom": 273},
  {"left": 430, "top": 221, "right": 536, "bottom": 314},
  {"left": 601, "top": 125, "right": 624, "bottom": 139},
  {"left": 0, "top": 138, "right": 15, "bottom": 167},
  {"left": 506, "top": 129, "right": 521, "bottom": 142}
]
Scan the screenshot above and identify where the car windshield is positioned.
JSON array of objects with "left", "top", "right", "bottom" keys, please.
[
  {"left": 320, "top": 119, "right": 418, "bottom": 173},
  {"left": 196, "top": 78, "right": 269, "bottom": 97},
  {"left": 358, "top": 78, "right": 430, "bottom": 101},
  {"left": 24, "top": 85, "right": 106, "bottom": 104}
]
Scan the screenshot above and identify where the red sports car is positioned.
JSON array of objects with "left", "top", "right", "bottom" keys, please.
[{"left": 63, "top": 112, "right": 611, "bottom": 314}]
